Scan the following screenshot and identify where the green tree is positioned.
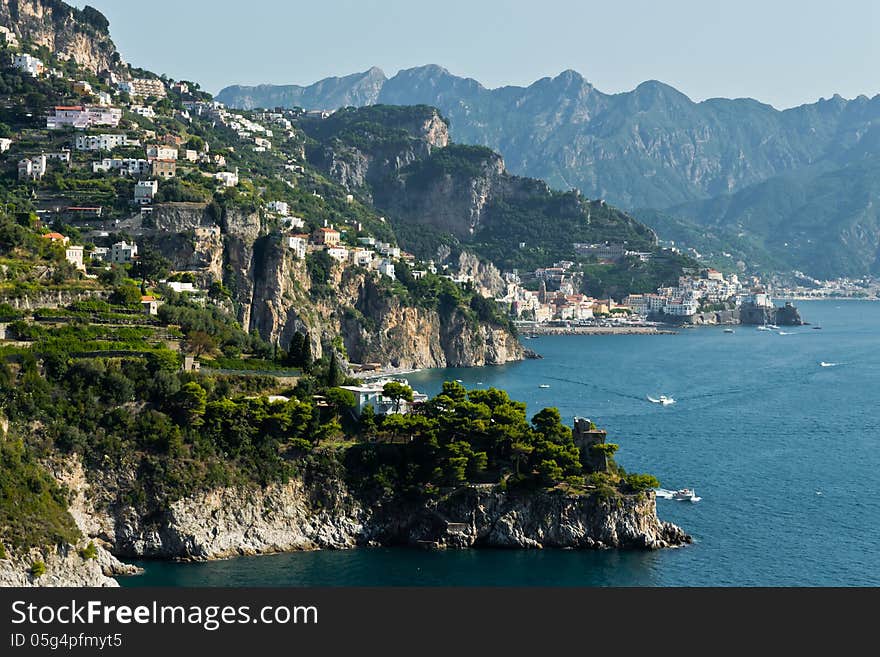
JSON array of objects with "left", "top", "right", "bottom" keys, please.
[
  {"left": 110, "top": 284, "right": 142, "bottom": 307},
  {"left": 173, "top": 382, "right": 207, "bottom": 426},
  {"left": 325, "top": 387, "right": 356, "bottom": 423},
  {"left": 382, "top": 381, "right": 414, "bottom": 414},
  {"left": 132, "top": 246, "right": 171, "bottom": 284},
  {"left": 326, "top": 350, "right": 343, "bottom": 387},
  {"left": 359, "top": 403, "right": 377, "bottom": 436},
  {"left": 185, "top": 330, "right": 218, "bottom": 358}
]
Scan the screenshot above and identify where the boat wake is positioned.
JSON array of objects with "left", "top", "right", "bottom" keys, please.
[
  {"left": 655, "top": 488, "right": 675, "bottom": 499},
  {"left": 647, "top": 395, "right": 676, "bottom": 406}
]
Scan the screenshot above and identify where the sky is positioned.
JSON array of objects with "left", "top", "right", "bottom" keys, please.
[{"left": 71, "top": 0, "right": 878, "bottom": 109}]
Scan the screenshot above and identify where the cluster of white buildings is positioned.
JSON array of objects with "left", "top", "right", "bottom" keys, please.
[
  {"left": 282, "top": 225, "right": 405, "bottom": 281},
  {"left": 498, "top": 272, "right": 617, "bottom": 323},
  {"left": 622, "top": 269, "right": 744, "bottom": 317}
]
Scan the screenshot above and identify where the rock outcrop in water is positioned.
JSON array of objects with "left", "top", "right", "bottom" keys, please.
[
  {"left": 0, "top": 542, "right": 134, "bottom": 587},
  {"left": 63, "top": 456, "right": 689, "bottom": 564}
]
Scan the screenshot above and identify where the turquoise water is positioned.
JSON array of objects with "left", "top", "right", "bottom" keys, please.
[{"left": 123, "top": 300, "right": 880, "bottom": 586}]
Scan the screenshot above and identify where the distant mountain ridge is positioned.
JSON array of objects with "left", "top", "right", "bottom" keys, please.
[
  {"left": 219, "top": 66, "right": 880, "bottom": 277},
  {"left": 218, "top": 65, "right": 880, "bottom": 209}
]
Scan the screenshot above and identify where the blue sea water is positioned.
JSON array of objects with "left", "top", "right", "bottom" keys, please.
[{"left": 123, "top": 300, "right": 880, "bottom": 586}]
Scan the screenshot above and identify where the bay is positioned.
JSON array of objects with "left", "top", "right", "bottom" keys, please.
[{"left": 123, "top": 300, "right": 880, "bottom": 586}]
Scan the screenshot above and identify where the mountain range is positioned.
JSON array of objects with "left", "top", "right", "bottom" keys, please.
[{"left": 219, "top": 67, "right": 880, "bottom": 278}]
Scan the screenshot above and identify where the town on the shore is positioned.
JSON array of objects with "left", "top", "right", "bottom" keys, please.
[{"left": 4, "top": 46, "right": 864, "bottom": 334}]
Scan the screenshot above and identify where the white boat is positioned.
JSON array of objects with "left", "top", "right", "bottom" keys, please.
[
  {"left": 819, "top": 362, "right": 837, "bottom": 368},
  {"left": 672, "top": 488, "right": 700, "bottom": 502},
  {"left": 538, "top": 384, "right": 550, "bottom": 389},
  {"left": 647, "top": 395, "right": 675, "bottom": 406},
  {"left": 767, "top": 324, "right": 779, "bottom": 330},
  {"left": 756, "top": 325, "right": 772, "bottom": 332},
  {"left": 723, "top": 328, "right": 735, "bottom": 334}
]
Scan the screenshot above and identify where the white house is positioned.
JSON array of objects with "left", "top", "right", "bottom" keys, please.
[
  {"left": 350, "top": 248, "right": 374, "bottom": 267},
  {"left": 378, "top": 259, "right": 396, "bottom": 280},
  {"left": 327, "top": 246, "right": 349, "bottom": 262},
  {"left": 18, "top": 154, "right": 46, "bottom": 180},
  {"left": 111, "top": 240, "right": 138, "bottom": 264},
  {"left": 215, "top": 170, "right": 239, "bottom": 187},
  {"left": 0, "top": 137, "right": 11, "bottom": 153},
  {"left": 91, "top": 246, "right": 109, "bottom": 262},
  {"left": 12, "top": 53, "right": 44, "bottom": 77},
  {"left": 286, "top": 235, "right": 308, "bottom": 259},
  {"left": 47, "top": 105, "right": 122, "bottom": 130},
  {"left": 267, "top": 201, "right": 289, "bottom": 215},
  {"left": 280, "top": 216, "right": 305, "bottom": 230},
  {"left": 96, "top": 91, "right": 113, "bottom": 106},
  {"left": 134, "top": 180, "right": 158, "bottom": 204},
  {"left": 93, "top": 158, "right": 150, "bottom": 175},
  {"left": 146, "top": 144, "right": 178, "bottom": 161},
  {"left": 64, "top": 245, "right": 85, "bottom": 271},
  {"left": 339, "top": 379, "right": 428, "bottom": 417},
  {"left": 75, "top": 134, "right": 139, "bottom": 151},
  {"left": 46, "top": 150, "right": 71, "bottom": 163},
  {"left": 166, "top": 281, "right": 198, "bottom": 293},
  {"left": 129, "top": 105, "right": 156, "bottom": 119}
]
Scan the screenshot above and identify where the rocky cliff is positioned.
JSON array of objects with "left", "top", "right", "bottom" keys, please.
[
  {"left": 305, "top": 105, "right": 449, "bottom": 203},
  {"left": 141, "top": 202, "right": 522, "bottom": 368},
  {"left": 73, "top": 462, "right": 689, "bottom": 562},
  {"left": 0, "top": 0, "right": 122, "bottom": 73},
  {"left": 0, "top": 542, "right": 122, "bottom": 587}
]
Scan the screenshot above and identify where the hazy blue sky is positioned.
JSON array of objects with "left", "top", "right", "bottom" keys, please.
[{"left": 72, "top": 0, "right": 877, "bottom": 108}]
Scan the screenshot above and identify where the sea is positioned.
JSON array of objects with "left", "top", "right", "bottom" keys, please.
[{"left": 122, "top": 300, "right": 880, "bottom": 586}]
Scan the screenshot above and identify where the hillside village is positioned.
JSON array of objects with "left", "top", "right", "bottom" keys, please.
[{"left": 0, "top": 29, "right": 786, "bottom": 344}]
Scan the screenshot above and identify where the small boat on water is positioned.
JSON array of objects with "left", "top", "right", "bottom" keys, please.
[
  {"left": 723, "top": 328, "right": 735, "bottom": 334},
  {"left": 819, "top": 362, "right": 837, "bottom": 368},
  {"left": 767, "top": 324, "right": 779, "bottom": 330},
  {"left": 647, "top": 395, "right": 675, "bottom": 406},
  {"left": 672, "top": 488, "right": 700, "bottom": 502},
  {"left": 813, "top": 326, "right": 823, "bottom": 330},
  {"left": 757, "top": 325, "right": 772, "bottom": 332},
  {"left": 538, "top": 384, "right": 551, "bottom": 389}
]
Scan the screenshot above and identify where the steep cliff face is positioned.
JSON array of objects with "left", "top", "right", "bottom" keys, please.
[
  {"left": 455, "top": 251, "right": 505, "bottom": 298},
  {"left": 0, "top": 0, "right": 122, "bottom": 73},
  {"left": 75, "top": 466, "right": 688, "bottom": 561},
  {"left": 140, "top": 199, "right": 521, "bottom": 369},
  {"left": 305, "top": 105, "right": 449, "bottom": 203},
  {"left": 244, "top": 245, "right": 522, "bottom": 368},
  {"left": 377, "top": 149, "right": 506, "bottom": 239},
  {"left": 340, "top": 273, "right": 522, "bottom": 368}
]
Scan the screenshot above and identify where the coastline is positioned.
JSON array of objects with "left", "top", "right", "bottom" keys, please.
[{"left": 523, "top": 325, "right": 677, "bottom": 336}]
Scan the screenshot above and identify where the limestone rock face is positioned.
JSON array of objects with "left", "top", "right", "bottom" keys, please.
[
  {"left": 99, "top": 477, "right": 689, "bottom": 561},
  {"left": 111, "top": 478, "right": 366, "bottom": 560},
  {"left": 0, "top": 0, "right": 123, "bottom": 73},
  {"left": 0, "top": 543, "right": 121, "bottom": 587},
  {"left": 394, "top": 486, "right": 691, "bottom": 550}
]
